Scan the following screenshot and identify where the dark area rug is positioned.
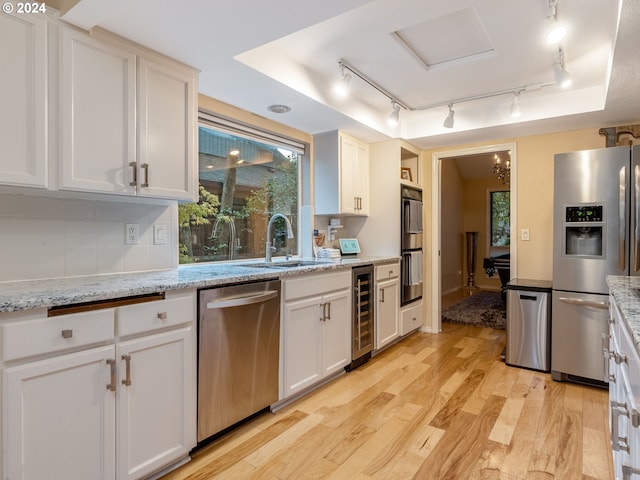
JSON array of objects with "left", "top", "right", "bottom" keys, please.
[{"left": 442, "top": 290, "right": 506, "bottom": 329}]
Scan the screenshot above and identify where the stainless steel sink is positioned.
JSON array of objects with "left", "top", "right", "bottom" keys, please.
[{"left": 240, "top": 260, "right": 328, "bottom": 269}]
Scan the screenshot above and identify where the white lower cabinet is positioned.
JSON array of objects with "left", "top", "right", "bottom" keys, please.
[
  {"left": 609, "top": 296, "right": 640, "bottom": 480},
  {"left": 400, "top": 301, "right": 423, "bottom": 336},
  {"left": 3, "top": 345, "right": 117, "bottom": 480},
  {"left": 375, "top": 263, "right": 400, "bottom": 350},
  {"left": 1, "top": 290, "right": 196, "bottom": 480},
  {"left": 282, "top": 271, "right": 351, "bottom": 399},
  {"left": 117, "top": 327, "right": 195, "bottom": 480}
]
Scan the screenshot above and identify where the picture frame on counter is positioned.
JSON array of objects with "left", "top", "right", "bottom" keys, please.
[{"left": 401, "top": 167, "right": 413, "bottom": 182}]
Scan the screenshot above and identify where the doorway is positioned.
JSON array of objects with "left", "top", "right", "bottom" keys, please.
[{"left": 430, "top": 143, "right": 518, "bottom": 333}]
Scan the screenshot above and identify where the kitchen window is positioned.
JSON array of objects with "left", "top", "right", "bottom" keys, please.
[
  {"left": 179, "top": 113, "right": 303, "bottom": 264},
  {"left": 489, "top": 190, "right": 510, "bottom": 248}
]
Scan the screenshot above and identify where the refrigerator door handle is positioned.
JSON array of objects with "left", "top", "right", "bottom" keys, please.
[
  {"left": 620, "top": 165, "right": 627, "bottom": 271},
  {"left": 558, "top": 296, "right": 610, "bottom": 310},
  {"left": 634, "top": 164, "right": 640, "bottom": 273}
]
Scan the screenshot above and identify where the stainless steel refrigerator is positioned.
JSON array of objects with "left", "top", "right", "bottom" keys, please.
[{"left": 552, "top": 145, "right": 640, "bottom": 385}]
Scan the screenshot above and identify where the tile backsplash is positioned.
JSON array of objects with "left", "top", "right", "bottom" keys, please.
[{"left": 0, "top": 194, "right": 177, "bottom": 282}]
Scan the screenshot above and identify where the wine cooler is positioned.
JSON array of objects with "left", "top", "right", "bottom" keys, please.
[{"left": 347, "top": 264, "right": 374, "bottom": 370}]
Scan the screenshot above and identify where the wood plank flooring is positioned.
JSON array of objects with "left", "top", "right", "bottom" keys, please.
[{"left": 161, "top": 322, "right": 612, "bottom": 480}]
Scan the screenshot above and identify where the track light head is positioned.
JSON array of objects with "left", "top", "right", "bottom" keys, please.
[
  {"left": 509, "top": 92, "right": 522, "bottom": 118},
  {"left": 553, "top": 47, "right": 572, "bottom": 88},
  {"left": 545, "top": 0, "right": 567, "bottom": 44},
  {"left": 443, "top": 104, "right": 455, "bottom": 129},
  {"left": 333, "top": 71, "right": 351, "bottom": 97},
  {"left": 387, "top": 102, "right": 400, "bottom": 127}
]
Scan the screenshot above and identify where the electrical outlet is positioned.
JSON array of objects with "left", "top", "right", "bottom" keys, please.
[
  {"left": 125, "top": 223, "right": 139, "bottom": 245},
  {"left": 521, "top": 228, "right": 530, "bottom": 241},
  {"left": 153, "top": 224, "right": 167, "bottom": 245}
]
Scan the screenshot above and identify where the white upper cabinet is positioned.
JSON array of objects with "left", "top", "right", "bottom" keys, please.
[
  {"left": 0, "top": 13, "right": 48, "bottom": 188},
  {"left": 59, "top": 26, "right": 197, "bottom": 201},
  {"left": 136, "top": 57, "right": 196, "bottom": 200},
  {"left": 60, "top": 26, "right": 137, "bottom": 195},
  {"left": 314, "top": 130, "right": 370, "bottom": 216}
]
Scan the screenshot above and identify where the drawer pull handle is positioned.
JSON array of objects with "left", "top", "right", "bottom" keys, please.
[
  {"left": 157, "top": 312, "right": 167, "bottom": 320},
  {"left": 122, "top": 355, "right": 132, "bottom": 386},
  {"left": 61, "top": 329, "right": 73, "bottom": 339},
  {"left": 106, "top": 359, "right": 117, "bottom": 392}
]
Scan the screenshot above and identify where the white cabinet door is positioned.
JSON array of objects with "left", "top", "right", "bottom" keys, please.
[
  {"left": 137, "top": 57, "right": 196, "bottom": 201},
  {"left": 353, "top": 139, "right": 369, "bottom": 215},
  {"left": 59, "top": 26, "right": 136, "bottom": 195},
  {"left": 321, "top": 289, "right": 351, "bottom": 377},
  {"left": 0, "top": 13, "right": 47, "bottom": 188},
  {"left": 339, "top": 135, "right": 358, "bottom": 214},
  {"left": 3, "top": 345, "right": 116, "bottom": 480},
  {"left": 376, "top": 278, "right": 400, "bottom": 349},
  {"left": 116, "top": 326, "right": 195, "bottom": 480},
  {"left": 283, "top": 296, "right": 323, "bottom": 397},
  {"left": 339, "top": 133, "right": 369, "bottom": 215},
  {"left": 314, "top": 131, "right": 369, "bottom": 216}
]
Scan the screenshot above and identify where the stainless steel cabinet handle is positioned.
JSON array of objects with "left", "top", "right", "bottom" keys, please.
[
  {"left": 141, "top": 163, "right": 150, "bottom": 188},
  {"left": 106, "top": 359, "right": 117, "bottom": 392},
  {"left": 207, "top": 291, "right": 278, "bottom": 309},
  {"left": 61, "top": 329, "right": 73, "bottom": 339},
  {"left": 326, "top": 302, "right": 331, "bottom": 320},
  {"left": 611, "top": 352, "right": 629, "bottom": 365},
  {"left": 611, "top": 401, "right": 631, "bottom": 453},
  {"left": 380, "top": 288, "right": 385, "bottom": 303},
  {"left": 129, "top": 161, "right": 137, "bottom": 187},
  {"left": 157, "top": 312, "right": 167, "bottom": 320},
  {"left": 122, "top": 354, "right": 132, "bottom": 386},
  {"left": 623, "top": 464, "right": 640, "bottom": 480},
  {"left": 558, "top": 297, "right": 609, "bottom": 309},
  {"left": 319, "top": 302, "right": 326, "bottom": 322}
]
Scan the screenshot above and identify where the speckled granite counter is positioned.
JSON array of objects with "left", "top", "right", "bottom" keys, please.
[
  {"left": 607, "top": 276, "right": 640, "bottom": 352},
  {"left": 0, "top": 256, "right": 400, "bottom": 313}
]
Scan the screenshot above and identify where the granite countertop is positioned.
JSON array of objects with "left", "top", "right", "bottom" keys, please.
[
  {"left": 0, "top": 255, "right": 400, "bottom": 313},
  {"left": 607, "top": 276, "right": 640, "bottom": 351}
]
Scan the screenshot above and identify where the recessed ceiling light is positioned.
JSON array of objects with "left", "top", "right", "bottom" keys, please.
[{"left": 267, "top": 104, "right": 291, "bottom": 114}]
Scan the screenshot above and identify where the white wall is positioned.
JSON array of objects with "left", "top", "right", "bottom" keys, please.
[{"left": 0, "top": 193, "right": 177, "bottom": 282}]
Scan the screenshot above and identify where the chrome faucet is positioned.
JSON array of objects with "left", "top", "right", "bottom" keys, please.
[{"left": 265, "top": 213, "right": 294, "bottom": 263}]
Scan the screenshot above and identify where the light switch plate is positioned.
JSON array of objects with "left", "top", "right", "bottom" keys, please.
[
  {"left": 153, "top": 224, "right": 167, "bottom": 245},
  {"left": 521, "top": 228, "right": 530, "bottom": 241},
  {"left": 125, "top": 223, "right": 139, "bottom": 245}
]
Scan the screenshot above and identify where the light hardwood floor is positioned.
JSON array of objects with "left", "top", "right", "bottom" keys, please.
[{"left": 162, "top": 323, "right": 612, "bottom": 480}]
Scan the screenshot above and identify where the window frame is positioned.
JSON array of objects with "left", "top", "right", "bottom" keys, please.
[
  {"left": 178, "top": 111, "right": 307, "bottom": 264},
  {"left": 487, "top": 188, "right": 511, "bottom": 256}
]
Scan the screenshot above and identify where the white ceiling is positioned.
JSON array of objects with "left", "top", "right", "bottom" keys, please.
[{"left": 62, "top": 0, "right": 640, "bottom": 150}]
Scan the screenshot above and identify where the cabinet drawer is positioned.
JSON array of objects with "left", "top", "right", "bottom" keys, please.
[
  {"left": 1, "top": 309, "right": 114, "bottom": 362},
  {"left": 376, "top": 262, "right": 400, "bottom": 281},
  {"left": 401, "top": 302, "right": 423, "bottom": 336},
  {"left": 283, "top": 270, "right": 351, "bottom": 301},
  {"left": 117, "top": 293, "right": 194, "bottom": 337}
]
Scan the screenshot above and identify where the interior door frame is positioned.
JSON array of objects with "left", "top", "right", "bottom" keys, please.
[{"left": 430, "top": 142, "right": 518, "bottom": 333}]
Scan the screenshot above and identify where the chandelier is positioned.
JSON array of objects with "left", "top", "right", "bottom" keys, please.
[{"left": 492, "top": 153, "right": 511, "bottom": 185}]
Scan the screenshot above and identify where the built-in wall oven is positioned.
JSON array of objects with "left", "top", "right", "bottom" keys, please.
[{"left": 401, "top": 186, "right": 423, "bottom": 305}]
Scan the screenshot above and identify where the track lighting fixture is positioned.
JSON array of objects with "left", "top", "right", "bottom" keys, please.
[
  {"left": 509, "top": 92, "right": 522, "bottom": 118},
  {"left": 553, "top": 47, "right": 572, "bottom": 88},
  {"left": 387, "top": 102, "right": 400, "bottom": 127},
  {"left": 545, "top": 0, "right": 567, "bottom": 44},
  {"left": 333, "top": 63, "right": 351, "bottom": 97},
  {"left": 443, "top": 104, "right": 455, "bottom": 129}
]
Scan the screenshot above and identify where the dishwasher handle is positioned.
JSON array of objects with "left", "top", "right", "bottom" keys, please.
[
  {"left": 206, "top": 290, "right": 279, "bottom": 309},
  {"left": 558, "top": 297, "right": 609, "bottom": 310}
]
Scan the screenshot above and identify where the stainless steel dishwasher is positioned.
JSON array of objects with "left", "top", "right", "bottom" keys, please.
[{"left": 197, "top": 279, "right": 281, "bottom": 442}]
